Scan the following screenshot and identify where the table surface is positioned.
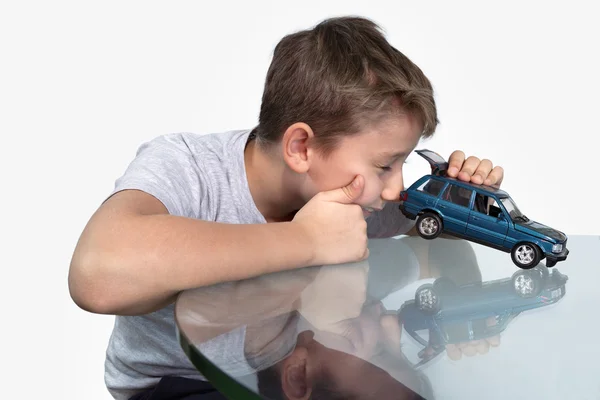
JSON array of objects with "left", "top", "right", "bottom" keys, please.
[{"left": 175, "top": 234, "right": 600, "bottom": 400}]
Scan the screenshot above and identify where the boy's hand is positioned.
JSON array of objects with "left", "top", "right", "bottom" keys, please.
[
  {"left": 293, "top": 175, "right": 369, "bottom": 266},
  {"left": 446, "top": 151, "right": 504, "bottom": 187}
]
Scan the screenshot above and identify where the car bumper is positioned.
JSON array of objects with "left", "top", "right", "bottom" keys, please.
[
  {"left": 399, "top": 203, "right": 416, "bottom": 220},
  {"left": 546, "top": 248, "right": 569, "bottom": 267}
]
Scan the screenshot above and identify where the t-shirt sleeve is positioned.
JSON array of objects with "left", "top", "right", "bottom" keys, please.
[
  {"left": 109, "top": 133, "right": 205, "bottom": 218},
  {"left": 366, "top": 202, "right": 415, "bottom": 238}
]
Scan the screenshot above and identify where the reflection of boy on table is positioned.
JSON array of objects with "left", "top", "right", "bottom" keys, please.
[{"left": 179, "top": 235, "right": 498, "bottom": 399}]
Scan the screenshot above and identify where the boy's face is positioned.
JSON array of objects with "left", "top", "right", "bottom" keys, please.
[
  {"left": 304, "top": 113, "right": 423, "bottom": 217},
  {"left": 278, "top": 329, "right": 426, "bottom": 400}
]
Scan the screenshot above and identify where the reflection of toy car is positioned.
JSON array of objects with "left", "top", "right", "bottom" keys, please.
[
  {"left": 398, "top": 267, "right": 568, "bottom": 366},
  {"left": 399, "top": 150, "right": 569, "bottom": 269}
]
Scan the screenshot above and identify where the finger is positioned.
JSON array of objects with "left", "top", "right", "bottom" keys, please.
[
  {"left": 476, "top": 340, "right": 490, "bottom": 355},
  {"left": 321, "top": 175, "right": 365, "bottom": 204},
  {"left": 457, "top": 156, "right": 481, "bottom": 182},
  {"left": 356, "top": 315, "right": 380, "bottom": 359},
  {"left": 483, "top": 166, "right": 505, "bottom": 187},
  {"left": 487, "top": 335, "right": 501, "bottom": 347},
  {"left": 380, "top": 314, "right": 402, "bottom": 349},
  {"left": 462, "top": 343, "right": 478, "bottom": 357},
  {"left": 471, "top": 159, "right": 493, "bottom": 185},
  {"left": 447, "top": 150, "right": 465, "bottom": 177},
  {"left": 445, "top": 344, "right": 462, "bottom": 361}
]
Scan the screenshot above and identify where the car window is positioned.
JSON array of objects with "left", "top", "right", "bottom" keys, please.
[
  {"left": 441, "top": 184, "right": 473, "bottom": 207},
  {"left": 473, "top": 192, "right": 504, "bottom": 218},
  {"left": 488, "top": 201, "right": 503, "bottom": 218},
  {"left": 417, "top": 178, "right": 445, "bottom": 197},
  {"left": 444, "top": 316, "right": 502, "bottom": 341},
  {"left": 473, "top": 192, "right": 489, "bottom": 213},
  {"left": 500, "top": 197, "right": 525, "bottom": 220}
]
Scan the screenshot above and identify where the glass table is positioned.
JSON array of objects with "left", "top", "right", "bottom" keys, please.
[{"left": 175, "top": 234, "right": 600, "bottom": 399}]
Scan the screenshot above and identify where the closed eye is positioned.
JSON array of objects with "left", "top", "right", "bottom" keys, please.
[{"left": 377, "top": 160, "right": 407, "bottom": 171}]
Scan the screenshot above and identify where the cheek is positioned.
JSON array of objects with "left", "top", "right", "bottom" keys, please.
[
  {"left": 310, "top": 159, "right": 361, "bottom": 191},
  {"left": 356, "top": 175, "right": 385, "bottom": 205}
]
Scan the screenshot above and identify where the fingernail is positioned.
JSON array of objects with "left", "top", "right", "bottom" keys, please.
[
  {"left": 353, "top": 177, "right": 360, "bottom": 188},
  {"left": 448, "top": 167, "right": 458, "bottom": 176}
]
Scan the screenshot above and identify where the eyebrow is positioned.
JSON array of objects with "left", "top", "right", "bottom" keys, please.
[{"left": 377, "top": 151, "right": 407, "bottom": 160}]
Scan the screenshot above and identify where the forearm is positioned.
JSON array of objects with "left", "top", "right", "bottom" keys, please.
[{"left": 69, "top": 214, "right": 313, "bottom": 315}]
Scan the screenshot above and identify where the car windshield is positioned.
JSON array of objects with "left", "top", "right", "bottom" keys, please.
[{"left": 500, "top": 197, "right": 526, "bottom": 221}]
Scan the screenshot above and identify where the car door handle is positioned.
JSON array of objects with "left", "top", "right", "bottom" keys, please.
[{"left": 471, "top": 216, "right": 479, "bottom": 220}]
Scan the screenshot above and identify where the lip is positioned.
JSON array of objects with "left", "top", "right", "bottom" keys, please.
[{"left": 361, "top": 206, "right": 383, "bottom": 218}]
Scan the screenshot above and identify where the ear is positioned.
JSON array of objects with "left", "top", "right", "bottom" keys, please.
[
  {"left": 280, "top": 347, "right": 313, "bottom": 400},
  {"left": 281, "top": 122, "right": 315, "bottom": 174}
]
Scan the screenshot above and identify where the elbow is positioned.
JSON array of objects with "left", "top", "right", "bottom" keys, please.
[{"left": 68, "top": 250, "right": 121, "bottom": 315}]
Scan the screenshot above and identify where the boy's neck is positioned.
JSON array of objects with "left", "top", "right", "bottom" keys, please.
[{"left": 244, "top": 138, "right": 304, "bottom": 223}]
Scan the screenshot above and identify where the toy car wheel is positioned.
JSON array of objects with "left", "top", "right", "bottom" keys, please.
[
  {"left": 433, "top": 277, "right": 457, "bottom": 293},
  {"left": 416, "top": 212, "right": 443, "bottom": 239},
  {"left": 415, "top": 284, "right": 440, "bottom": 314},
  {"left": 511, "top": 242, "right": 541, "bottom": 269},
  {"left": 511, "top": 269, "right": 543, "bottom": 298}
]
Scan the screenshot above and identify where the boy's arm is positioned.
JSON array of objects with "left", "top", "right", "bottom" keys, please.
[
  {"left": 68, "top": 189, "right": 312, "bottom": 316},
  {"left": 69, "top": 176, "right": 368, "bottom": 316}
]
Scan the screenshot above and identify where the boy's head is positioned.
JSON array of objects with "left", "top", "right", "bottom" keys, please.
[
  {"left": 252, "top": 16, "right": 438, "bottom": 212},
  {"left": 256, "top": 330, "right": 433, "bottom": 400},
  {"left": 256, "top": 16, "right": 437, "bottom": 153}
]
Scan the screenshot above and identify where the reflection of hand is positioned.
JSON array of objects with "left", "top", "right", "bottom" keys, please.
[
  {"left": 308, "top": 300, "right": 383, "bottom": 361},
  {"left": 298, "top": 260, "right": 370, "bottom": 330},
  {"left": 379, "top": 312, "right": 403, "bottom": 358},
  {"left": 444, "top": 335, "right": 501, "bottom": 360},
  {"left": 421, "top": 316, "right": 501, "bottom": 361},
  {"left": 297, "top": 260, "right": 378, "bottom": 359}
]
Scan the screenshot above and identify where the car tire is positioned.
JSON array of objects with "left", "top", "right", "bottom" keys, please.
[
  {"left": 416, "top": 212, "right": 443, "bottom": 240},
  {"left": 415, "top": 283, "right": 441, "bottom": 315},
  {"left": 511, "top": 269, "right": 544, "bottom": 298},
  {"left": 433, "top": 277, "right": 457, "bottom": 293},
  {"left": 511, "top": 242, "right": 542, "bottom": 269}
]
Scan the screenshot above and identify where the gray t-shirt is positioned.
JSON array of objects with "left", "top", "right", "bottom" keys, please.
[{"left": 104, "top": 129, "right": 414, "bottom": 399}]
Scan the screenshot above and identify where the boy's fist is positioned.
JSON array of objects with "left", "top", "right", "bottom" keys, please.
[{"left": 293, "top": 175, "right": 369, "bottom": 266}]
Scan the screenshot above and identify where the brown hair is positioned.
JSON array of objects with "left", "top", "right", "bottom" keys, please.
[{"left": 254, "top": 16, "right": 438, "bottom": 156}]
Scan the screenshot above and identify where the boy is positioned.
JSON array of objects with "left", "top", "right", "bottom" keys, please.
[{"left": 69, "top": 16, "right": 504, "bottom": 399}]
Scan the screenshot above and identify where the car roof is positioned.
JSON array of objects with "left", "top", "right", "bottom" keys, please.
[
  {"left": 423, "top": 175, "right": 510, "bottom": 197},
  {"left": 414, "top": 149, "right": 510, "bottom": 197}
]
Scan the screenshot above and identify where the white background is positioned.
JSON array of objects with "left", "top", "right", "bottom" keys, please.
[{"left": 1, "top": 1, "right": 598, "bottom": 399}]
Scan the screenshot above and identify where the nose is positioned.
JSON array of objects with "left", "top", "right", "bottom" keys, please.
[{"left": 380, "top": 172, "right": 404, "bottom": 202}]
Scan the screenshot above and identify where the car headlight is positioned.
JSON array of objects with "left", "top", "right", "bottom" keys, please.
[{"left": 552, "top": 243, "right": 563, "bottom": 253}]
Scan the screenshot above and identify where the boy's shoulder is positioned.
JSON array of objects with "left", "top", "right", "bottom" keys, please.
[
  {"left": 146, "top": 129, "right": 252, "bottom": 155},
  {"left": 114, "top": 128, "right": 258, "bottom": 219}
]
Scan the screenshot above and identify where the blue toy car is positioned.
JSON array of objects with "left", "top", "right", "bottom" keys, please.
[
  {"left": 398, "top": 266, "right": 568, "bottom": 367},
  {"left": 399, "top": 150, "right": 569, "bottom": 269}
]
